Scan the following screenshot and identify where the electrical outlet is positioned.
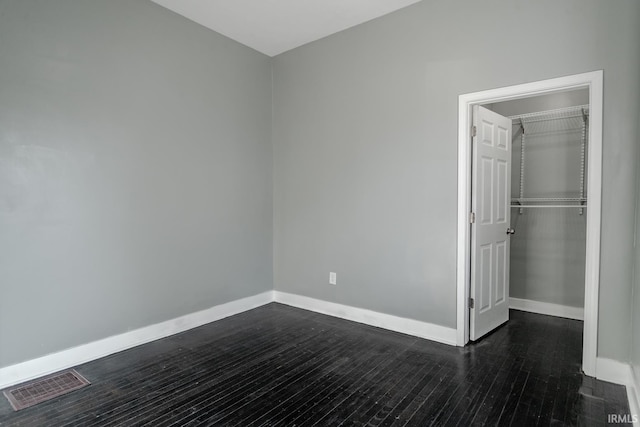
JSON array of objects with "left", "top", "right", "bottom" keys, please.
[{"left": 329, "top": 272, "right": 337, "bottom": 285}]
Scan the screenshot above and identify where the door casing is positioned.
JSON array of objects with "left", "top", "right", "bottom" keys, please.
[{"left": 456, "top": 70, "right": 603, "bottom": 377}]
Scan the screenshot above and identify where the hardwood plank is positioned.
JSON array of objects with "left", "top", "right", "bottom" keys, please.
[
  {"left": 0, "top": 306, "right": 631, "bottom": 427},
  {"left": 255, "top": 340, "right": 395, "bottom": 426}
]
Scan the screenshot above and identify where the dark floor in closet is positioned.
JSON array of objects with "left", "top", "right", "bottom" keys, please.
[{"left": 0, "top": 304, "right": 631, "bottom": 426}]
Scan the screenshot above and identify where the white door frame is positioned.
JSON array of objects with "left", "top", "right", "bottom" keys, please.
[{"left": 456, "top": 70, "right": 603, "bottom": 377}]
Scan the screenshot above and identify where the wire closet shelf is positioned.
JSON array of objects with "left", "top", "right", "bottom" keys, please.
[{"left": 509, "top": 104, "right": 589, "bottom": 214}]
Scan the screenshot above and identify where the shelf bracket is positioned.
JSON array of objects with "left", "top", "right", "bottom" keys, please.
[
  {"left": 519, "top": 118, "right": 526, "bottom": 214},
  {"left": 579, "top": 108, "right": 588, "bottom": 215}
]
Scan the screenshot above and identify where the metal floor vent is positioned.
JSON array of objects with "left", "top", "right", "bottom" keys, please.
[{"left": 2, "top": 369, "right": 90, "bottom": 411}]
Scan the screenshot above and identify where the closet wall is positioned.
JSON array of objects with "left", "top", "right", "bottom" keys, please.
[{"left": 490, "top": 89, "right": 589, "bottom": 310}]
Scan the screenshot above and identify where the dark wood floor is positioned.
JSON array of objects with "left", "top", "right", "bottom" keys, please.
[{"left": 0, "top": 304, "right": 631, "bottom": 426}]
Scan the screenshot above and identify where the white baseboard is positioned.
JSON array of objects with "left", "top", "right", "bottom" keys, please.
[
  {"left": 509, "top": 297, "right": 584, "bottom": 321},
  {"left": 0, "top": 290, "right": 457, "bottom": 390},
  {"left": 0, "top": 291, "right": 274, "bottom": 390},
  {"left": 596, "top": 357, "right": 633, "bottom": 386},
  {"left": 3, "top": 289, "right": 636, "bottom": 422},
  {"left": 596, "top": 357, "right": 640, "bottom": 425},
  {"left": 273, "top": 291, "right": 457, "bottom": 346}
]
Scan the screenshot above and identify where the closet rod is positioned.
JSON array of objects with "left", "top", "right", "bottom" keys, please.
[
  {"left": 510, "top": 204, "right": 588, "bottom": 209},
  {"left": 512, "top": 104, "right": 589, "bottom": 215},
  {"left": 512, "top": 197, "right": 587, "bottom": 202},
  {"left": 511, "top": 113, "right": 587, "bottom": 126},
  {"left": 508, "top": 104, "right": 589, "bottom": 122}
]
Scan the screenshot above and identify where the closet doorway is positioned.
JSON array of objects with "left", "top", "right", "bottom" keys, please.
[{"left": 455, "top": 71, "right": 603, "bottom": 377}]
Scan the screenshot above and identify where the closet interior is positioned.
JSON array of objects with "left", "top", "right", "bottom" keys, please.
[{"left": 488, "top": 89, "right": 589, "bottom": 317}]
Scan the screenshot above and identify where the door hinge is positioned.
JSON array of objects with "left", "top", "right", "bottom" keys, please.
[
  {"left": 471, "top": 125, "right": 477, "bottom": 138},
  {"left": 469, "top": 298, "right": 475, "bottom": 309},
  {"left": 469, "top": 212, "right": 475, "bottom": 224}
]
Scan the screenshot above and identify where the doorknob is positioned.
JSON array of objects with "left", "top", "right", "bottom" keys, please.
[{"left": 507, "top": 228, "right": 515, "bottom": 235}]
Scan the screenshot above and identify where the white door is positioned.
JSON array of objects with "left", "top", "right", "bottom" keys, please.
[{"left": 470, "top": 105, "right": 513, "bottom": 340}]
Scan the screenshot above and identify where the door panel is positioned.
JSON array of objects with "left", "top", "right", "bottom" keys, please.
[
  {"left": 480, "top": 157, "right": 493, "bottom": 224},
  {"left": 496, "top": 160, "right": 508, "bottom": 222},
  {"left": 479, "top": 244, "right": 492, "bottom": 313},
  {"left": 496, "top": 240, "right": 507, "bottom": 304},
  {"left": 470, "top": 105, "right": 512, "bottom": 340}
]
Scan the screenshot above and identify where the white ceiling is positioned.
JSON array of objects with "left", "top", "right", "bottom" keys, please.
[{"left": 150, "top": 0, "right": 422, "bottom": 57}]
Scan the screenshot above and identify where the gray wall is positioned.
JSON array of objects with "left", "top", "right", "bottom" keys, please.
[
  {"left": 272, "top": 0, "right": 640, "bottom": 361},
  {"left": 632, "top": 112, "right": 640, "bottom": 385},
  {"left": 492, "top": 92, "right": 589, "bottom": 309},
  {"left": 0, "top": 0, "right": 273, "bottom": 368},
  {"left": 2, "top": 0, "right": 639, "bottom": 369}
]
